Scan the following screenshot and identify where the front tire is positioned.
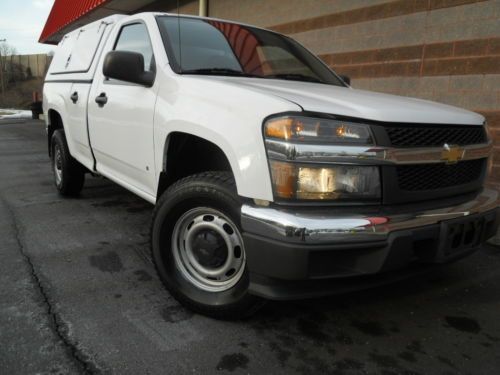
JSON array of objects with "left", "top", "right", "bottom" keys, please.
[
  {"left": 150, "top": 172, "right": 264, "bottom": 319},
  {"left": 51, "top": 130, "right": 85, "bottom": 196}
]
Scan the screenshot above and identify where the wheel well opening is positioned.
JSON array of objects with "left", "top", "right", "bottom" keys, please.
[
  {"left": 47, "top": 110, "right": 63, "bottom": 156},
  {"left": 157, "top": 133, "right": 233, "bottom": 198}
]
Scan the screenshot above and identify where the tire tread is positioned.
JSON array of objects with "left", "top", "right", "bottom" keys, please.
[
  {"left": 151, "top": 171, "right": 264, "bottom": 319},
  {"left": 51, "top": 130, "right": 85, "bottom": 196}
]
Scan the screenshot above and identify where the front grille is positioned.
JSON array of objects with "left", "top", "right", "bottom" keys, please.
[
  {"left": 396, "top": 159, "right": 486, "bottom": 191},
  {"left": 385, "top": 125, "right": 486, "bottom": 147}
]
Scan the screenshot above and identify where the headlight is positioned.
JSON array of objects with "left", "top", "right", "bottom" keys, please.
[
  {"left": 264, "top": 116, "right": 374, "bottom": 144},
  {"left": 264, "top": 115, "right": 380, "bottom": 202},
  {"left": 270, "top": 160, "right": 381, "bottom": 201}
]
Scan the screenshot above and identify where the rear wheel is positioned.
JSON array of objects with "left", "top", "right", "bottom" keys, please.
[
  {"left": 150, "top": 172, "right": 264, "bottom": 319},
  {"left": 51, "top": 130, "right": 85, "bottom": 196}
]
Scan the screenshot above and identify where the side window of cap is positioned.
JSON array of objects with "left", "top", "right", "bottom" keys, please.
[{"left": 114, "top": 23, "right": 155, "bottom": 72}]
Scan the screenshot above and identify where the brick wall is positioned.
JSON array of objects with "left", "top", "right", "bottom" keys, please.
[
  {"left": 202, "top": 0, "right": 500, "bottom": 188},
  {"left": 139, "top": 0, "right": 199, "bottom": 15}
]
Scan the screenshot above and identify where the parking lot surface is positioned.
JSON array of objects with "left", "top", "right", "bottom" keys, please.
[{"left": 1, "top": 119, "right": 499, "bottom": 375}]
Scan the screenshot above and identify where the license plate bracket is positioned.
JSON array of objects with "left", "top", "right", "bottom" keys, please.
[{"left": 435, "top": 211, "right": 497, "bottom": 262}]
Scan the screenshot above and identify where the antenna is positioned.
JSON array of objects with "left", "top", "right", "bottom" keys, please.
[{"left": 177, "top": 0, "right": 182, "bottom": 72}]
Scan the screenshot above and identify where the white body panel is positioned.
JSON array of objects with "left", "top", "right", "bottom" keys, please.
[
  {"left": 43, "top": 13, "right": 486, "bottom": 206},
  {"left": 152, "top": 73, "right": 300, "bottom": 202},
  {"left": 87, "top": 15, "right": 161, "bottom": 200},
  {"left": 45, "top": 15, "right": 125, "bottom": 81},
  {"left": 208, "top": 77, "right": 485, "bottom": 125}
]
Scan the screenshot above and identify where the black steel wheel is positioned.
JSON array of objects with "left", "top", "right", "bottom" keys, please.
[
  {"left": 51, "top": 130, "right": 85, "bottom": 196},
  {"left": 150, "top": 171, "right": 264, "bottom": 319}
]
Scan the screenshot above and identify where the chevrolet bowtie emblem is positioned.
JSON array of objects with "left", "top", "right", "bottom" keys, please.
[{"left": 441, "top": 144, "right": 464, "bottom": 164}]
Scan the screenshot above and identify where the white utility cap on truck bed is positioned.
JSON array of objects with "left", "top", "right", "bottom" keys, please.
[{"left": 46, "top": 15, "right": 125, "bottom": 81}]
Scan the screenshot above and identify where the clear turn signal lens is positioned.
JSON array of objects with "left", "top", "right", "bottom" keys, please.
[{"left": 270, "top": 160, "right": 381, "bottom": 201}]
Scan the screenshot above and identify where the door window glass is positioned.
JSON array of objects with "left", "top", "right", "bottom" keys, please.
[{"left": 114, "top": 23, "right": 154, "bottom": 72}]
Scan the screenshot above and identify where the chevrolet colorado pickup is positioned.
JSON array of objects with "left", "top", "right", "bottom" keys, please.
[{"left": 43, "top": 13, "right": 499, "bottom": 318}]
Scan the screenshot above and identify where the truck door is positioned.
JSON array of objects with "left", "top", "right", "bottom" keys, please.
[{"left": 88, "top": 22, "right": 158, "bottom": 198}]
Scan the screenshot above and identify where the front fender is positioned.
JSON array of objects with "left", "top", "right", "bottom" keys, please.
[{"left": 154, "top": 74, "right": 301, "bottom": 202}]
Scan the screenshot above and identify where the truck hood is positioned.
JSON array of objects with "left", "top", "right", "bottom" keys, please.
[{"left": 206, "top": 77, "right": 484, "bottom": 125}]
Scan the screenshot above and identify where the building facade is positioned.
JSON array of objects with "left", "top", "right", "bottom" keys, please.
[
  {"left": 3, "top": 54, "right": 52, "bottom": 78},
  {"left": 40, "top": 0, "right": 500, "bottom": 187}
]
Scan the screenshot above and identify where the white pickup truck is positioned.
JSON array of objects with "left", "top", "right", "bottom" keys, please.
[{"left": 43, "top": 13, "right": 499, "bottom": 318}]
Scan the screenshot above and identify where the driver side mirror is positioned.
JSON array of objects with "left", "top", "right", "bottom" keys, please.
[{"left": 103, "top": 50, "right": 154, "bottom": 87}]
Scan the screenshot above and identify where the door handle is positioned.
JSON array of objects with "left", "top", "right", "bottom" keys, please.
[
  {"left": 95, "top": 92, "right": 108, "bottom": 107},
  {"left": 70, "top": 91, "right": 78, "bottom": 103}
]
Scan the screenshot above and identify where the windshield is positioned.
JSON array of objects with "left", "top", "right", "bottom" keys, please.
[{"left": 156, "top": 16, "right": 345, "bottom": 86}]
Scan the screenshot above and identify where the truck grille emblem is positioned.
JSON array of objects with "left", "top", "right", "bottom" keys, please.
[{"left": 441, "top": 143, "right": 464, "bottom": 164}]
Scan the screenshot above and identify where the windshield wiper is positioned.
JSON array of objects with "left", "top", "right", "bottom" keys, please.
[
  {"left": 181, "top": 68, "right": 261, "bottom": 78},
  {"left": 264, "top": 73, "right": 322, "bottom": 83}
]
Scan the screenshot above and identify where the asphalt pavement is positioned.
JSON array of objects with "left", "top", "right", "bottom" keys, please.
[{"left": 1, "top": 119, "right": 499, "bottom": 375}]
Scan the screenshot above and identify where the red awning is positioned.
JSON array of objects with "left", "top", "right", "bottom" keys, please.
[{"left": 39, "top": 0, "right": 111, "bottom": 44}]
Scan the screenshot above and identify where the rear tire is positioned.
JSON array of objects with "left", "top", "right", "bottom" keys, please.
[
  {"left": 51, "top": 130, "right": 85, "bottom": 196},
  {"left": 150, "top": 171, "right": 264, "bottom": 319}
]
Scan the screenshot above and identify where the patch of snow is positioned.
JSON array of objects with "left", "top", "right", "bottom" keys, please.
[{"left": 0, "top": 109, "right": 32, "bottom": 119}]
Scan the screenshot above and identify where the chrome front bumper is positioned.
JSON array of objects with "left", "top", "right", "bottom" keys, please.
[{"left": 241, "top": 188, "right": 499, "bottom": 244}]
